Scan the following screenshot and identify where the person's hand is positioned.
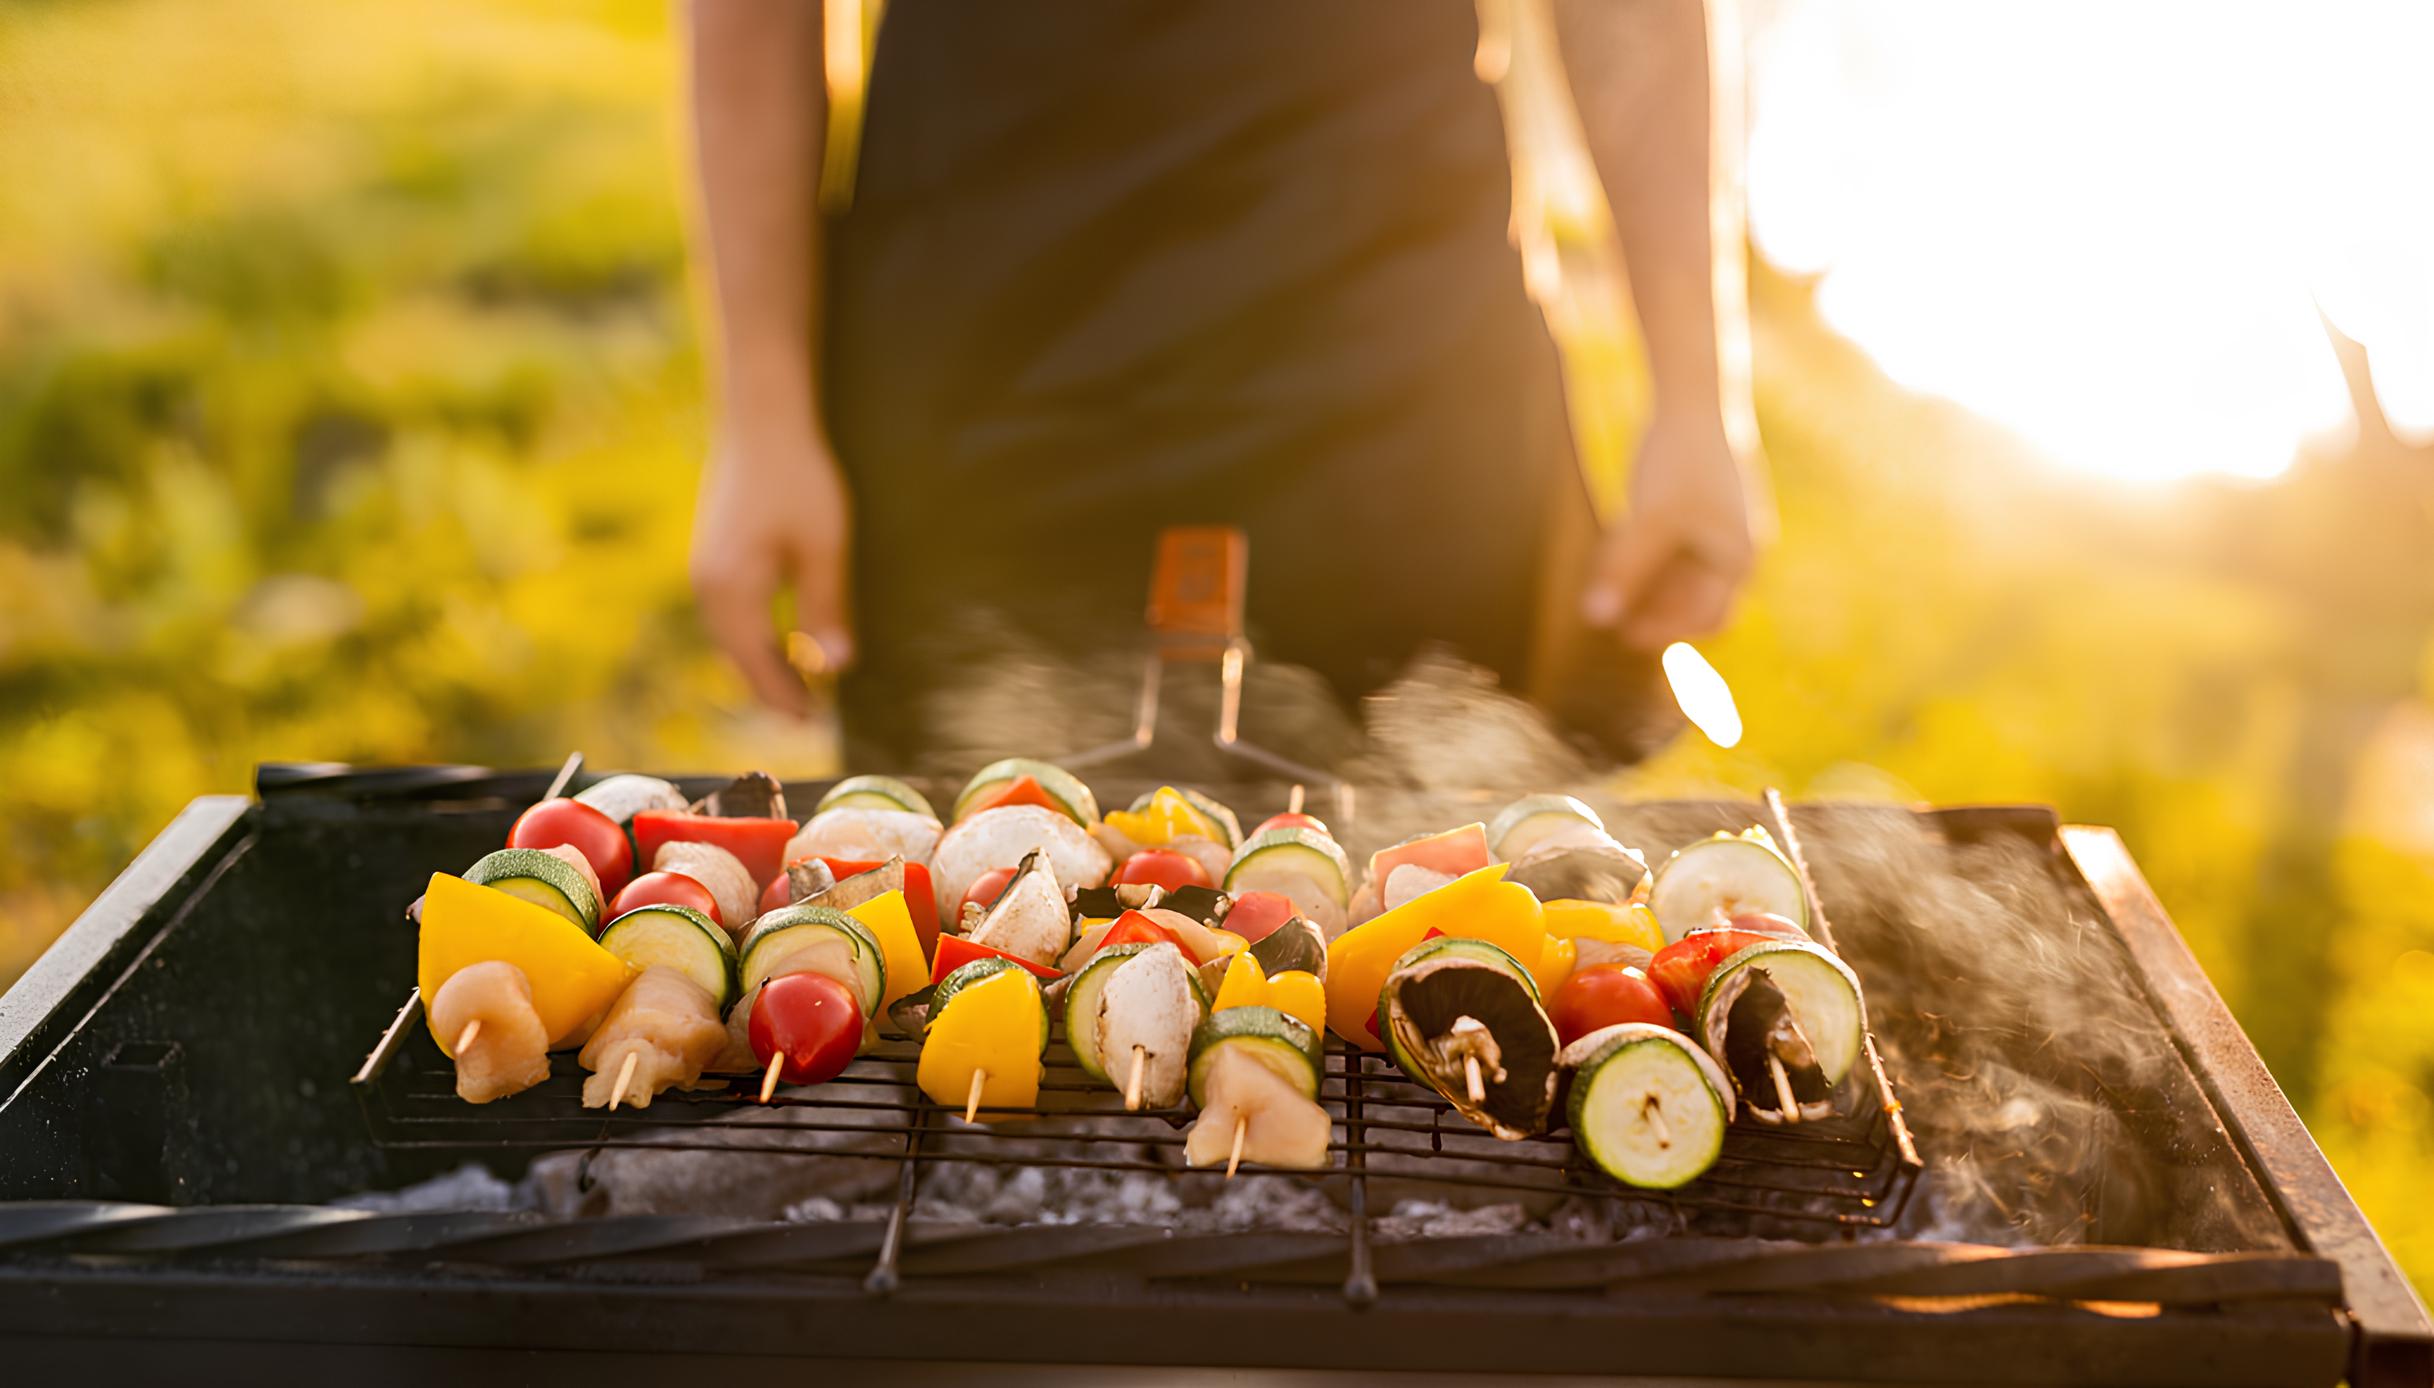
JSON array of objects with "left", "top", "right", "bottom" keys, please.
[
  {"left": 1579, "top": 410, "right": 1769, "bottom": 650},
  {"left": 689, "top": 424, "right": 854, "bottom": 717}
]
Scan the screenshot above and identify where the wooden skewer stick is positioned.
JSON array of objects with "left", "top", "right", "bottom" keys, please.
[
  {"left": 1643, "top": 1095, "right": 1672, "bottom": 1149},
  {"left": 965, "top": 1068, "right": 988, "bottom": 1124},
  {"left": 1225, "top": 1117, "right": 1248, "bottom": 1178},
  {"left": 608, "top": 1051, "right": 639, "bottom": 1113},
  {"left": 1463, "top": 1054, "right": 1486, "bottom": 1107},
  {"left": 1767, "top": 1054, "right": 1801, "bottom": 1123},
  {"left": 453, "top": 1019, "right": 482, "bottom": 1056},
  {"left": 1287, "top": 783, "right": 1307, "bottom": 815},
  {"left": 1124, "top": 1045, "right": 1148, "bottom": 1112},
  {"left": 759, "top": 1052, "right": 785, "bottom": 1104}
]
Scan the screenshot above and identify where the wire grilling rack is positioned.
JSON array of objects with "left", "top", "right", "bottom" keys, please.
[{"left": 353, "top": 793, "right": 1920, "bottom": 1300}]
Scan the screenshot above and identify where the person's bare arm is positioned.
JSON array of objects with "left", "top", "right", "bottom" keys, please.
[
  {"left": 1555, "top": 0, "right": 1767, "bottom": 650},
  {"left": 686, "top": 0, "right": 851, "bottom": 716}
]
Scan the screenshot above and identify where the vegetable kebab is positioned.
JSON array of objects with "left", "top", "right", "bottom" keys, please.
[
  {"left": 418, "top": 867, "right": 633, "bottom": 1103},
  {"left": 1183, "top": 953, "right": 1331, "bottom": 1173}
]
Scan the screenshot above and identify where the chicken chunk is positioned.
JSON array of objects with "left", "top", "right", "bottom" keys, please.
[
  {"left": 428, "top": 960, "right": 552, "bottom": 1104},
  {"left": 1184, "top": 1046, "right": 1332, "bottom": 1171},
  {"left": 579, "top": 966, "right": 728, "bottom": 1109}
]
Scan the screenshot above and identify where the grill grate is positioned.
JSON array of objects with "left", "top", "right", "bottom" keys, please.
[{"left": 353, "top": 792, "right": 1920, "bottom": 1300}]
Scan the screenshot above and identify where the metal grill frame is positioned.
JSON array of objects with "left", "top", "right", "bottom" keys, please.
[{"left": 0, "top": 765, "right": 2421, "bottom": 1386}]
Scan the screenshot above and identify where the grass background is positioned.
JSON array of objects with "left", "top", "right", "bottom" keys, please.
[{"left": 3, "top": 0, "right": 2430, "bottom": 1292}]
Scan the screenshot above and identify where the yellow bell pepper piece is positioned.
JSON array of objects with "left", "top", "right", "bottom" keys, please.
[
  {"left": 1542, "top": 899, "right": 1664, "bottom": 954},
  {"left": 847, "top": 889, "right": 929, "bottom": 1011},
  {"left": 917, "top": 967, "right": 1044, "bottom": 1121},
  {"left": 1213, "top": 951, "right": 1267, "bottom": 1012},
  {"left": 1103, "top": 786, "right": 1219, "bottom": 847},
  {"left": 1323, "top": 863, "right": 1544, "bottom": 1051},
  {"left": 1528, "top": 935, "right": 1578, "bottom": 999},
  {"left": 1265, "top": 970, "right": 1326, "bottom": 1035},
  {"left": 418, "top": 872, "right": 634, "bottom": 1051}
]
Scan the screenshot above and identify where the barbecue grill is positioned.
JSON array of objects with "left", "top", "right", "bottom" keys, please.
[{"left": 2, "top": 761, "right": 2427, "bottom": 1385}]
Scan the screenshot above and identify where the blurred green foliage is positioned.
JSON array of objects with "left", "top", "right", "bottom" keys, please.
[{"left": 1, "top": 0, "right": 2427, "bottom": 1294}]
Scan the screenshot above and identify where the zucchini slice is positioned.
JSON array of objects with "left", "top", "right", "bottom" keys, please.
[
  {"left": 1694, "top": 940, "right": 1864, "bottom": 1123},
  {"left": 952, "top": 757, "right": 1100, "bottom": 826},
  {"left": 598, "top": 904, "right": 737, "bottom": 1012},
  {"left": 1562, "top": 1023, "right": 1734, "bottom": 1189},
  {"left": 1223, "top": 827, "right": 1353, "bottom": 936},
  {"left": 1486, "top": 794, "right": 1608, "bottom": 862},
  {"left": 1063, "top": 942, "right": 1150, "bottom": 1082},
  {"left": 1649, "top": 830, "right": 1809, "bottom": 942},
  {"left": 1187, "top": 1005, "right": 1322, "bottom": 1106},
  {"left": 816, "top": 774, "right": 939, "bottom": 820},
  {"left": 740, "top": 905, "right": 885, "bottom": 1017},
  {"left": 465, "top": 848, "right": 602, "bottom": 934}
]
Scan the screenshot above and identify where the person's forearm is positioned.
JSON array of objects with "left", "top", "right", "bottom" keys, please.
[
  {"left": 1554, "top": 0, "right": 1751, "bottom": 440},
  {"left": 687, "top": 0, "right": 827, "bottom": 445}
]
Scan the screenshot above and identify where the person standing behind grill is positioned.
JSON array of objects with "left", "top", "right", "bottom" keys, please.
[{"left": 684, "top": 0, "right": 1765, "bottom": 765}]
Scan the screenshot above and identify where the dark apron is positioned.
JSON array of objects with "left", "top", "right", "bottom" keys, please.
[{"left": 822, "top": 0, "right": 1585, "bottom": 764}]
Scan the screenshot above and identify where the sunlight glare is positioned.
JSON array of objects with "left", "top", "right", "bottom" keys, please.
[
  {"left": 1662, "top": 642, "right": 1744, "bottom": 750},
  {"left": 1746, "top": 0, "right": 2433, "bottom": 482}
]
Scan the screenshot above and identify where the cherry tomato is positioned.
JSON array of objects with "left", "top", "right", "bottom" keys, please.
[
  {"left": 609, "top": 871, "right": 722, "bottom": 928},
  {"left": 748, "top": 971, "right": 864, "bottom": 1085},
  {"left": 759, "top": 873, "right": 790, "bottom": 917},
  {"left": 1112, "top": 848, "right": 1212, "bottom": 892},
  {"left": 1647, "top": 928, "right": 1783, "bottom": 1017},
  {"left": 1254, "top": 812, "right": 1330, "bottom": 839},
  {"left": 509, "top": 798, "right": 634, "bottom": 899},
  {"left": 1548, "top": 965, "right": 1675, "bottom": 1047},
  {"left": 1221, "top": 889, "right": 1296, "bottom": 944},
  {"left": 959, "top": 866, "right": 1018, "bottom": 918}
]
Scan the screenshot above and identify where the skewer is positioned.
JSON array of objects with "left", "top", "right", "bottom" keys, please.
[
  {"left": 759, "top": 1052, "right": 785, "bottom": 1104},
  {"left": 453, "top": 1019, "right": 482, "bottom": 1055},
  {"left": 1643, "top": 1095, "right": 1672, "bottom": 1149},
  {"left": 1225, "top": 1117, "right": 1247, "bottom": 1178},
  {"left": 964, "top": 1068, "right": 987, "bottom": 1123},
  {"left": 1463, "top": 1055, "right": 1486, "bottom": 1107},
  {"left": 1124, "top": 1045, "right": 1147, "bottom": 1111},
  {"left": 1286, "top": 783, "right": 1306, "bottom": 815},
  {"left": 608, "top": 1050, "right": 639, "bottom": 1113},
  {"left": 1767, "top": 1053, "right": 1801, "bottom": 1123}
]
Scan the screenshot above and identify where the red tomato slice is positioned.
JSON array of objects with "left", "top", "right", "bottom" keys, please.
[
  {"left": 930, "top": 933, "right": 1064, "bottom": 984},
  {"left": 1548, "top": 965, "right": 1675, "bottom": 1047},
  {"left": 1647, "top": 928, "right": 1782, "bottom": 1016},
  {"left": 1113, "top": 848, "right": 1212, "bottom": 892},
  {"left": 1253, "top": 812, "right": 1331, "bottom": 839},
  {"left": 1221, "top": 890, "right": 1296, "bottom": 944},
  {"left": 508, "top": 798, "right": 635, "bottom": 900},
  {"left": 632, "top": 811, "right": 796, "bottom": 887},
  {"left": 610, "top": 871, "right": 724, "bottom": 928},
  {"left": 749, "top": 971, "right": 864, "bottom": 1085},
  {"left": 958, "top": 866, "right": 1018, "bottom": 920}
]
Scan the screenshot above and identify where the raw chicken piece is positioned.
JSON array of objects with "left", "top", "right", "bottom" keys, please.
[
  {"left": 1382, "top": 863, "right": 1457, "bottom": 913},
  {"left": 1184, "top": 1046, "right": 1331, "bottom": 1170},
  {"left": 579, "top": 966, "right": 728, "bottom": 1110},
  {"left": 536, "top": 844, "right": 603, "bottom": 904},
  {"left": 428, "top": 960, "right": 552, "bottom": 1104}
]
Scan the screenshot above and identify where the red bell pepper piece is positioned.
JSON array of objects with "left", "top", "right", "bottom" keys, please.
[
  {"left": 819, "top": 858, "right": 940, "bottom": 954},
  {"left": 965, "top": 774, "right": 1059, "bottom": 817},
  {"left": 930, "top": 932, "right": 1064, "bottom": 984},
  {"left": 632, "top": 810, "right": 797, "bottom": 887},
  {"left": 1095, "top": 909, "right": 1183, "bottom": 958}
]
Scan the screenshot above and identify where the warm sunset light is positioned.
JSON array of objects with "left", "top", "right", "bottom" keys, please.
[{"left": 1746, "top": 0, "right": 2434, "bottom": 483}]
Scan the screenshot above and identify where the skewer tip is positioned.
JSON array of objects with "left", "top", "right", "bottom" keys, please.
[
  {"left": 1224, "top": 1116, "right": 1247, "bottom": 1178},
  {"left": 964, "top": 1068, "right": 987, "bottom": 1124},
  {"left": 452, "top": 1018, "right": 482, "bottom": 1056},
  {"left": 1124, "top": 1044, "right": 1148, "bottom": 1112},
  {"left": 1643, "top": 1094, "right": 1672, "bottom": 1149},
  {"left": 759, "top": 1051, "right": 785, "bottom": 1104},
  {"left": 1767, "top": 1053, "right": 1801, "bottom": 1124},
  {"left": 608, "top": 1049, "right": 640, "bottom": 1113},
  {"left": 1462, "top": 1054, "right": 1486, "bottom": 1107}
]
